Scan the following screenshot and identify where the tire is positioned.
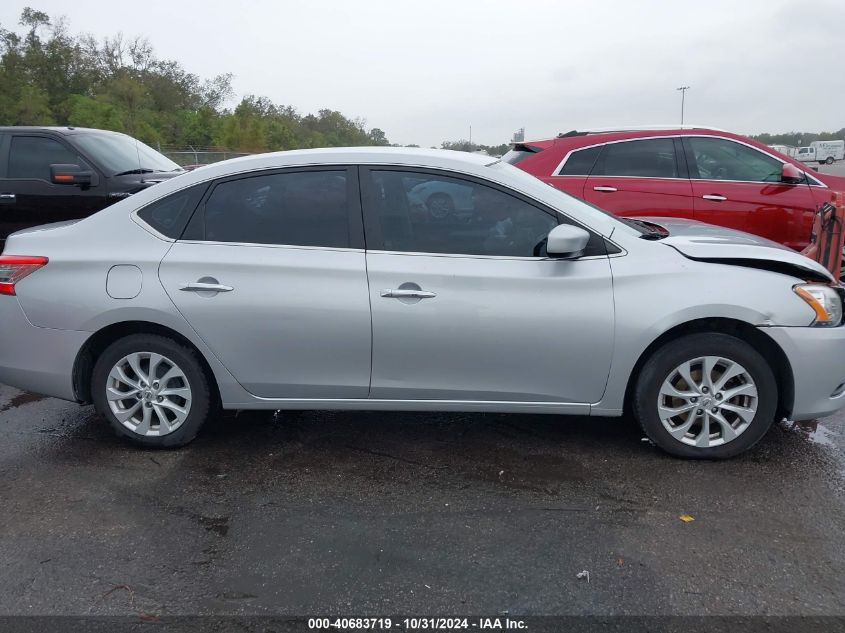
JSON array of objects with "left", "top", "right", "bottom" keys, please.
[
  {"left": 826, "top": 156, "right": 834, "bottom": 165},
  {"left": 92, "top": 334, "right": 215, "bottom": 448},
  {"left": 633, "top": 333, "right": 778, "bottom": 459},
  {"left": 426, "top": 193, "right": 454, "bottom": 219}
]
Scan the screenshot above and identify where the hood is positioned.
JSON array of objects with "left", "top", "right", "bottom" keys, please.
[
  {"left": 109, "top": 169, "right": 185, "bottom": 194},
  {"left": 636, "top": 216, "right": 835, "bottom": 283},
  {"left": 814, "top": 171, "right": 845, "bottom": 192}
]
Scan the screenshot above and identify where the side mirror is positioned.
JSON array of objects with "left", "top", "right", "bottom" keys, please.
[
  {"left": 50, "top": 164, "right": 93, "bottom": 187},
  {"left": 546, "top": 224, "right": 591, "bottom": 259},
  {"left": 781, "top": 163, "right": 804, "bottom": 184}
]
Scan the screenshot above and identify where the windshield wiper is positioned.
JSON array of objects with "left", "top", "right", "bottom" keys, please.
[{"left": 113, "top": 168, "right": 156, "bottom": 176}]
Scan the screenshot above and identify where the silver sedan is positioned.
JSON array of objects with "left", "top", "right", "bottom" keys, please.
[{"left": 0, "top": 147, "right": 843, "bottom": 458}]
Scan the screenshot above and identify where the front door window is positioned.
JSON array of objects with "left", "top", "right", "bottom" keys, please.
[
  {"left": 365, "top": 170, "right": 558, "bottom": 257},
  {"left": 685, "top": 137, "right": 785, "bottom": 182}
]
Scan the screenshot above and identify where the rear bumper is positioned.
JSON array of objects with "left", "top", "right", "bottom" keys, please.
[
  {"left": 762, "top": 325, "right": 845, "bottom": 420},
  {"left": 0, "top": 297, "right": 88, "bottom": 401}
]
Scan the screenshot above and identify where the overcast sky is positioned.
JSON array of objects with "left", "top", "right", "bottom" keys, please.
[{"left": 2, "top": 0, "right": 843, "bottom": 146}]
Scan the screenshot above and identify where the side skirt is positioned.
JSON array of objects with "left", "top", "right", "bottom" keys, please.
[{"left": 221, "top": 398, "right": 595, "bottom": 416}]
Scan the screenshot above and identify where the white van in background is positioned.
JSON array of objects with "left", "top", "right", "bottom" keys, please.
[
  {"left": 796, "top": 140, "right": 845, "bottom": 165},
  {"left": 769, "top": 144, "right": 798, "bottom": 158}
]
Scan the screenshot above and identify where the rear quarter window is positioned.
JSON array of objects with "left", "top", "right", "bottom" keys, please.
[
  {"left": 558, "top": 145, "right": 603, "bottom": 175},
  {"left": 136, "top": 184, "right": 206, "bottom": 239}
]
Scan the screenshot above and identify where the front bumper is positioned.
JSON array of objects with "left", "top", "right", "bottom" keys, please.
[
  {"left": 0, "top": 297, "right": 89, "bottom": 401},
  {"left": 762, "top": 325, "right": 845, "bottom": 420}
]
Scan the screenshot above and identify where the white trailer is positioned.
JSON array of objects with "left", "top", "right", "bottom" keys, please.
[
  {"left": 796, "top": 140, "right": 845, "bottom": 165},
  {"left": 769, "top": 144, "right": 798, "bottom": 158}
]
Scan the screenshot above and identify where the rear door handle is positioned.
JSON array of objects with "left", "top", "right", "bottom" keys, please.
[
  {"left": 593, "top": 186, "right": 617, "bottom": 193},
  {"left": 179, "top": 282, "right": 233, "bottom": 293},
  {"left": 0, "top": 193, "right": 15, "bottom": 203},
  {"left": 702, "top": 194, "right": 727, "bottom": 202},
  {"left": 380, "top": 289, "right": 436, "bottom": 299}
]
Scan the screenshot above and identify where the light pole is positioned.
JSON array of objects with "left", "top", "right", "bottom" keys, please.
[{"left": 677, "top": 86, "right": 690, "bottom": 125}]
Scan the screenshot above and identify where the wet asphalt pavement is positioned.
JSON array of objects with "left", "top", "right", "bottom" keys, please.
[{"left": 0, "top": 383, "right": 844, "bottom": 618}]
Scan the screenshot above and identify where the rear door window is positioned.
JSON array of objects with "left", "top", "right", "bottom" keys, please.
[
  {"left": 189, "top": 169, "right": 353, "bottom": 248},
  {"left": 8, "top": 136, "right": 88, "bottom": 181},
  {"left": 592, "top": 138, "right": 678, "bottom": 178}
]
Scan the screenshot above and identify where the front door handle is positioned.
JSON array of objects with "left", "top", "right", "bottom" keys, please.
[
  {"left": 380, "top": 289, "right": 436, "bottom": 299},
  {"left": 0, "top": 193, "right": 16, "bottom": 203},
  {"left": 593, "top": 186, "right": 617, "bottom": 193},
  {"left": 179, "top": 282, "right": 233, "bottom": 293},
  {"left": 702, "top": 194, "right": 727, "bottom": 202}
]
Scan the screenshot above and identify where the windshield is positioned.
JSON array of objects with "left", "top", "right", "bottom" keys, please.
[{"left": 73, "top": 132, "right": 182, "bottom": 175}]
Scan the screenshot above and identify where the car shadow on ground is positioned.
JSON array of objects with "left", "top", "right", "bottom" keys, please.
[{"left": 37, "top": 399, "right": 843, "bottom": 498}]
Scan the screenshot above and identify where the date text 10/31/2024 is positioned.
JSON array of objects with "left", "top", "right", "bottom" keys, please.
[{"left": 308, "top": 617, "right": 528, "bottom": 630}]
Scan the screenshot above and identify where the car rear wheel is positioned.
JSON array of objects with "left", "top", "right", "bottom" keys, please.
[
  {"left": 826, "top": 156, "right": 834, "bottom": 165},
  {"left": 633, "top": 333, "right": 778, "bottom": 459},
  {"left": 92, "top": 334, "right": 215, "bottom": 448}
]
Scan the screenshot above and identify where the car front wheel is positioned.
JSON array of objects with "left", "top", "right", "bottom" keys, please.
[
  {"left": 92, "top": 334, "right": 214, "bottom": 448},
  {"left": 633, "top": 333, "right": 778, "bottom": 459}
]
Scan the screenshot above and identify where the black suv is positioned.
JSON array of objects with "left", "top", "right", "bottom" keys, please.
[{"left": 0, "top": 126, "right": 185, "bottom": 247}]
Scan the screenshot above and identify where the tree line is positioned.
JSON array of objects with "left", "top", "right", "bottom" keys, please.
[
  {"left": 750, "top": 129, "right": 845, "bottom": 147},
  {"left": 3, "top": 8, "right": 840, "bottom": 157},
  {"left": 0, "top": 7, "right": 391, "bottom": 151}
]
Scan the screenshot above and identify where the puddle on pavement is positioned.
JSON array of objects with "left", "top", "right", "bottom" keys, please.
[
  {"left": 0, "top": 391, "right": 48, "bottom": 412},
  {"left": 791, "top": 419, "right": 839, "bottom": 447}
]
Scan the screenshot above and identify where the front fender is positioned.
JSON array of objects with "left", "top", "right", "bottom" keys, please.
[{"left": 592, "top": 251, "right": 812, "bottom": 414}]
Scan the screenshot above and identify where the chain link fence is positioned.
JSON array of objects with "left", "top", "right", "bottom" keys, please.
[{"left": 158, "top": 146, "right": 253, "bottom": 167}]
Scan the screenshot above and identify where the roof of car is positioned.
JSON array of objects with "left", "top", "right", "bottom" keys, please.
[
  {"left": 178, "top": 146, "right": 499, "bottom": 181},
  {"left": 555, "top": 124, "right": 726, "bottom": 137},
  {"left": 520, "top": 125, "right": 733, "bottom": 148}
]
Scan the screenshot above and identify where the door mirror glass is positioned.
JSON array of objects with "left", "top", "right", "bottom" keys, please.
[
  {"left": 546, "top": 224, "right": 590, "bottom": 259},
  {"left": 50, "top": 164, "right": 93, "bottom": 186},
  {"left": 781, "top": 163, "right": 804, "bottom": 184}
]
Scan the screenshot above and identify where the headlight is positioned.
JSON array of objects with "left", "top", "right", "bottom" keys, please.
[{"left": 793, "top": 283, "right": 843, "bottom": 327}]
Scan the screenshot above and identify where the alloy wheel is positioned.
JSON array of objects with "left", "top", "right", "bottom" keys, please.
[
  {"left": 106, "top": 351, "right": 192, "bottom": 436},
  {"left": 657, "top": 356, "right": 758, "bottom": 448}
]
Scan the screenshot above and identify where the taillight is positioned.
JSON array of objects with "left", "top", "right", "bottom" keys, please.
[{"left": 0, "top": 256, "right": 49, "bottom": 295}]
